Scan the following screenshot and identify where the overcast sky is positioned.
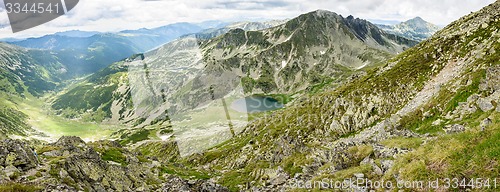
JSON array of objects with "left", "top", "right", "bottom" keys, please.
[{"left": 0, "top": 0, "right": 495, "bottom": 38}]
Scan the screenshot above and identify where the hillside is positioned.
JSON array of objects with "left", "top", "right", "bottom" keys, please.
[
  {"left": 0, "top": 43, "right": 68, "bottom": 137},
  {"left": 49, "top": 19, "right": 287, "bottom": 124},
  {"left": 0, "top": 136, "right": 229, "bottom": 191},
  {"left": 0, "top": 45, "right": 63, "bottom": 96},
  {"left": 187, "top": 1, "right": 499, "bottom": 191}
]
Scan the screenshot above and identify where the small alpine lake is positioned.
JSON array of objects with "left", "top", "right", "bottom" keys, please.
[{"left": 230, "top": 95, "right": 284, "bottom": 113}]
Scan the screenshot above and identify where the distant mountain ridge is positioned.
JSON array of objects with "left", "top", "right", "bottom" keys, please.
[
  {"left": 12, "top": 22, "right": 205, "bottom": 53},
  {"left": 116, "top": 22, "right": 205, "bottom": 51},
  {"left": 54, "top": 30, "right": 100, "bottom": 38},
  {"left": 6, "top": 23, "right": 205, "bottom": 77},
  {"left": 377, "top": 16, "right": 441, "bottom": 41},
  {"left": 192, "top": 20, "right": 288, "bottom": 40},
  {"left": 5, "top": 21, "right": 288, "bottom": 77}
]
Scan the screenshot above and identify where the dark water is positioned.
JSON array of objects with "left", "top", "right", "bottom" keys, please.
[{"left": 230, "top": 96, "right": 284, "bottom": 113}]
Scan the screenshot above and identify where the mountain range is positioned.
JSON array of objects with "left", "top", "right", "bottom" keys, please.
[
  {"left": 7, "top": 23, "right": 206, "bottom": 76},
  {"left": 53, "top": 30, "right": 101, "bottom": 38},
  {"left": 0, "top": 1, "right": 498, "bottom": 191},
  {"left": 49, "top": 11, "right": 418, "bottom": 152}
]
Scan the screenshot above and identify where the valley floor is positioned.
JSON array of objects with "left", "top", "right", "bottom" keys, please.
[{"left": 11, "top": 95, "right": 123, "bottom": 142}]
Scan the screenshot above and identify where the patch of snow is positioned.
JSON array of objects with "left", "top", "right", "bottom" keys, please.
[
  {"left": 357, "top": 62, "right": 369, "bottom": 70},
  {"left": 281, "top": 60, "right": 287, "bottom": 68},
  {"left": 160, "top": 134, "right": 173, "bottom": 141},
  {"left": 397, "top": 60, "right": 465, "bottom": 116},
  {"left": 284, "top": 34, "right": 293, "bottom": 42}
]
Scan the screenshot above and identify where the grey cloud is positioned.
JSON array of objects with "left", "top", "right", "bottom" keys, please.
[{"left": 0, "top": 0, "right": 496, "bottom": 38}]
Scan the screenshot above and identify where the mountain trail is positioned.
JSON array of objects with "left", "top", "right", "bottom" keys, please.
[
  {"left": 397, "top": 60, "right": 465, "bottom": 116},
  {"left": 332, "top": 59, "right": 467, "bottom": 147}
]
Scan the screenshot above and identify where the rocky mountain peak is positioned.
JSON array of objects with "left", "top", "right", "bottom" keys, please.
[
  {"left": 54, "top": 136, "right": 86, "bottom": 147},
  {"left": 377, "top": 15, "right": 441, "bottom": 41},
  {"left": 401, "top": 16, "right": 438, "bottom": 29},
  {"left": 309, "top": 9, "right": 339, "bottom": 17},
  {"left": 409, "top": 16, "right": 425, "bottom": 22}
]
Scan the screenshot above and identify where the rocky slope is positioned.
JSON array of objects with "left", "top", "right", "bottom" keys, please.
[
  {"left": 0, "top": 136, "right": 228, "bottom": 191},
  {"left": 377, "top": 17, "right": 441, "bottom": 41}
]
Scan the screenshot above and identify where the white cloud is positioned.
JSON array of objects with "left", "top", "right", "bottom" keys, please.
[{"left": 0, "top": 0, "right": 495, "bottom": 38}]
